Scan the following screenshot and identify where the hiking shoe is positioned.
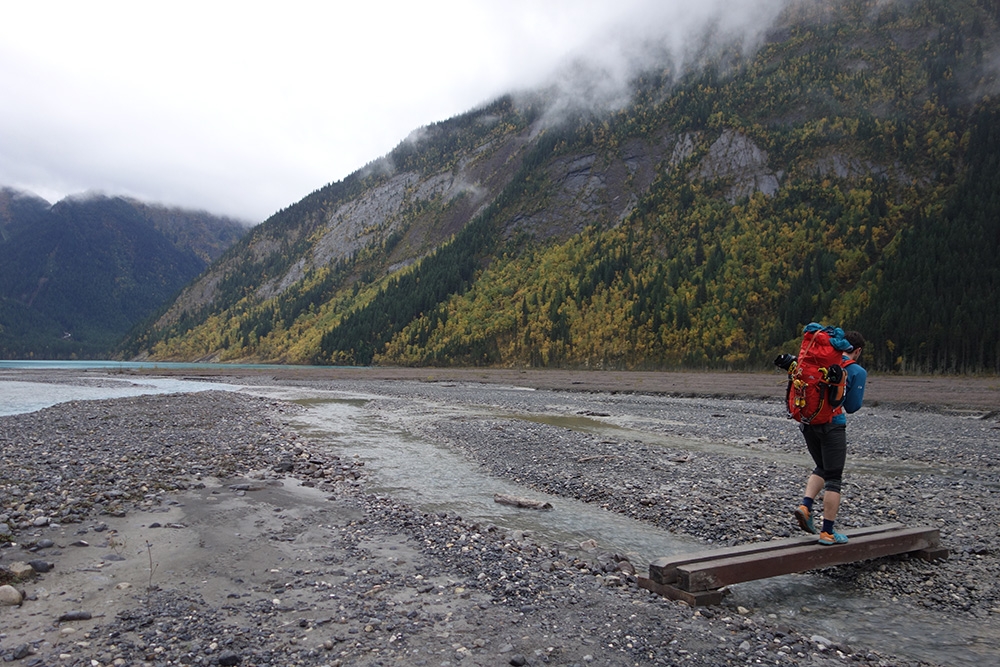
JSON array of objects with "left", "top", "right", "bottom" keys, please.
[
  {"left": 794, "top": 505, "right": 818, "bottom": 534},
  {"left": 818, "top": 531, "right": 848, "bottom": 546}
]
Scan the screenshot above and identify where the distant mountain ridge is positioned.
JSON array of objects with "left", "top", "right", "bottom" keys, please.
[
  {"left": 0, "top": 188, "right": 249, "bottom": 358},
  {"left": 122, "top": 0, "right": 999, "bottom": 373}
]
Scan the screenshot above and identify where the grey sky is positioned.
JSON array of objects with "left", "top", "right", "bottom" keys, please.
[{"left": 0, "top": 0, "right": 790, "bottom": 222}]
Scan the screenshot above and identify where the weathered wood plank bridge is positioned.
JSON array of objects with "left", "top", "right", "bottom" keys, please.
[{"left": 638, "top": 523, "right": 947, "bottom": 606}]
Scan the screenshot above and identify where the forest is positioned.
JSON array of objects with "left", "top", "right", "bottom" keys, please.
[
  {"left": 1, "top": 194, "right": 245, "bottom": 358},
  {"left": 126, "top": 0, "right": 1000, "bottom": 374}
]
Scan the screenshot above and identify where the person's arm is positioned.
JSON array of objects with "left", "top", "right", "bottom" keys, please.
[{"left": 842, "top": 364, "right": 867, "bottom": 414}]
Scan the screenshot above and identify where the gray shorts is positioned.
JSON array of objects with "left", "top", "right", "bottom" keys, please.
[{"left": 801, "top": 422, "right": 847, "bottom": 493}]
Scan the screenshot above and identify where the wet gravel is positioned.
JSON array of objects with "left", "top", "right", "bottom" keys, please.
[{"left": 1, "top": 372, "right": 998, "bottom": 667}]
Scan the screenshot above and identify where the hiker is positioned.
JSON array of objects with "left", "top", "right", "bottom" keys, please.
[{"left": 790, "top": 330, "right": 867, "bottom": 545}]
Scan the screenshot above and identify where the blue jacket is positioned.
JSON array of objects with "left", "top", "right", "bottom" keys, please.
[{"left": 832, "top": 359, "right": 867, "bottom": 425}]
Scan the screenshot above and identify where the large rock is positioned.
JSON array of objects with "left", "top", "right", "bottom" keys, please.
[
  {"left": 0, "top": 584, "right": 23, "bottom": 606},
  {"left": 218, "top": 650, "right": 242, "bottom": 666},
  {"left": 28, "top": 559, "right": 53, "bottom": 573},
  {"left": 8, "top": 562, "right": 35, "bottom": 580}
]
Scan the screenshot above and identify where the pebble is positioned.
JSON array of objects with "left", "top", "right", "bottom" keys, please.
[
  {"left": 58, "top": 610, "right": 93, "bottom": 622},
  {"left": 9, "top": 645, "right": 31, "bottom": 660}
]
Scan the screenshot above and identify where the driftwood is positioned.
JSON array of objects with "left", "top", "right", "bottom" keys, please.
[{"left": 493, "top": 493, "right": 552, "bottom": 510}]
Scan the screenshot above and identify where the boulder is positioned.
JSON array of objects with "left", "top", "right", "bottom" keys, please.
[
  {"left": 8, "top": 561, "right": 35, "bottom": 580},
  {"left": 0, "top": 584, "right": 23, "bottom": 606},
  {"left": 28, "top": 559, "right": 53, "bottom": 573}
]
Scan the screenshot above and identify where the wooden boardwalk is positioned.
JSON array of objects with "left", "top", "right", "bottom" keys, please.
[{"left": 638, "top": 523, "right": 947, "bottom": 606}]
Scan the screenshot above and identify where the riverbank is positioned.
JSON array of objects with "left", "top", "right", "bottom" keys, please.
[{"left": 2, "top": 369, "right": 998, "bottom": 666}]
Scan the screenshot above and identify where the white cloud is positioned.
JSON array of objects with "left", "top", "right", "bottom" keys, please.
[{"left": 0, "top": 0, "right": 792, "bottom": 221}]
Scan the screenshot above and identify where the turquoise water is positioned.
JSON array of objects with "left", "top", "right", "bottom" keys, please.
[
  {"left": 0, "top": 368, "right": 245, "bottom": 416},
  {"left": 0, "top": 361, "right": 328, "bottom": 416},
  {"left": 0, "top": 360, "right": 367, "bottom": 416}
]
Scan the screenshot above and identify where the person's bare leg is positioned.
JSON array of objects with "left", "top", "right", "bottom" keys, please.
[
  {"left": 821, "top": 490, "right": 841, "bottom": 523},
  {"left": 804, "top": 474, "right": 824, "bottom": 501},
  {"left": 817, "top": 489, "right": 846, "bottom": 543}
]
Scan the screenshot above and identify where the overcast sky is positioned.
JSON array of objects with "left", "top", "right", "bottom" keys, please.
[{"left": 0, "top": 0, "right": 790, "bottom": 222}]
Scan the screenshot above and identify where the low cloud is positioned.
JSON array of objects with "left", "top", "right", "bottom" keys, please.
[
  {"left": 527, "top": 0, "right": 794, "bottom": 125},
  {"left": 10, "top": 0, "right": 988, "bottom": 221}
]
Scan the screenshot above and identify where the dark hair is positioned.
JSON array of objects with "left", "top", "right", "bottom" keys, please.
[{"left": 845, "top": 330, "right": 866, "bottom": 351}]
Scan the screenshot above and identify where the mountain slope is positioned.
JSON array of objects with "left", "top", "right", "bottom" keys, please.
[
  {"left": 0, "top": 190, "right": 249, "bottom": 358},
  {"left": 127, "top": 0, "right": 1000, "bottom": 373}
]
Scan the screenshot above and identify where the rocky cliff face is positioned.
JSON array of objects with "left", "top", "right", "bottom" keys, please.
[
  {"left": 153, "top": 119, "right": 537, "bottom": 324},
  {"left": 510, "top": 133, "right": 668, "bottom": 241},
  {"left": 696, "top": 129, "right": 781, "bottom": 202}
]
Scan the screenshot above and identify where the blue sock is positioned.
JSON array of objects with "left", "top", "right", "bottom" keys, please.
[
  {"left": 801, "top": 497, "right": 814, "bottom": 511},
  {"left": 822, "top": 519, "right": 835, "bottom": 534}
]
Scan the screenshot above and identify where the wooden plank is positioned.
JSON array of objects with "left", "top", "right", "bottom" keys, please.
[
  {"left": 637, "top": 576, "right": 726, "bottom": 607},
  {"left": 648, "top": 523, "right": 905, "bottom": 584},
  {"left": 678, "top": 526, "right": 941, "bottom": 592}
]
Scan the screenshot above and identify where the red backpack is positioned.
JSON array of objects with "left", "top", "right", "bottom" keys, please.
[{"left": 783, "top": 324, "right": 853, "bottom": 425}]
